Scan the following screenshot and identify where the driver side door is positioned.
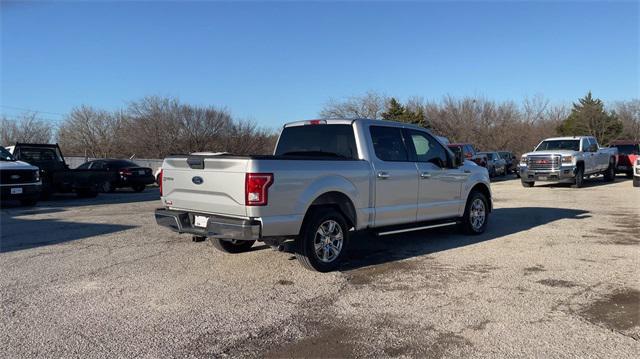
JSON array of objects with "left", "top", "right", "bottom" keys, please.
[{"left": 405, "top": 129, "right": 468, "bottom": 221}]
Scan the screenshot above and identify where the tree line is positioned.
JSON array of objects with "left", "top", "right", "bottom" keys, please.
[
  {"left": 320, "top": 92, "right": 639, "bottom": 155},
  {"left": 1, "top": 96, "right": 277, "bottom": 158},
  {"left": 1, "top": 93, "right": 638, "bottom": 159}
]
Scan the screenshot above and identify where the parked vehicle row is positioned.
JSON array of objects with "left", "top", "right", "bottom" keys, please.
[
  {"left": 1, "top": 143, "right": 156, "bottom": 206},
  {"left": 155, "top": 119, "right": 493, "bottom": 272}
]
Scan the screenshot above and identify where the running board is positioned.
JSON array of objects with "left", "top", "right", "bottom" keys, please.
[{"left": 376, "top": 221, "right": 458, "bottom": 236}]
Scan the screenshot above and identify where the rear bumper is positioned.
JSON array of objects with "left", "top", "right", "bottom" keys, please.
[
  {"left": 155, "top": 208, "right": 261, "bottom": 241},
  {"left": 120, "top": 175, "right": 155, "bottom": 186},
  {"left": 519, "top": 166, "right": 576, "bottom": 182}
]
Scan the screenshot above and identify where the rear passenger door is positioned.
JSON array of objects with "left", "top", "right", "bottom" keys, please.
[
  {"left": 368, "top": 125, "right": 419, "bottom": 227},
  {"left": 405, "top": 129, "right": 466, "bottom": 221}
]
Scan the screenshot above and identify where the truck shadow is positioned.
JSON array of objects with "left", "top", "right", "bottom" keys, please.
[
  {"left": 533, "top": 176, "right": 630, "bottom": 189},
  {"left": 0, "top": 196, "right": 144, "bottom": 253},
  {"left": 339, "top": 207, "right": 590, "bottom": 271}
]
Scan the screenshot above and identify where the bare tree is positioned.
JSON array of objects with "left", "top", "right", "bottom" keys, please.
[
  {"left": 1, "top": 113, "right": 54, "bottom": 145},
  {"left": 613, "top": 99, "right": 640, "bottom": 141},
  {"left": 319, "top": 91, "right": 388, "bottom": 119},
  {"left": 57, "top": 106, "right": 123, "bottom": 157}
]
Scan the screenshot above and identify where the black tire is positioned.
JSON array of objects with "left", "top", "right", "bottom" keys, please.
[
  {"left": 603, "top": 160, "right": 615, "bottom": 182},
  {"left": 489, "top": 166, "right": 496, "bottom": 178},
  {"left": 132, "top": 184, "right": 146, "bottom": 192},
  {"left": 100, "top": 181, "right": 115, "bottom": 193},
  {"left": 626, "top": 172, "right": 633, "bottom": 179},
  {"left": 634, "top": 177, "right": 640, "bottom": 187},
  {"left": 210, "top": 238, "right": 256, "bottom": 253},
  {"left": 521, "top": 180, "right": 534, "bottom": 187},
  {"left": 295, "top": 208, "right": 350, "bottom": 272},
  {"left": 19, "top": 198, "right": 38, "bottom": 206},
  {"left": 460, "top": 191, "right": 489, "bottom": 235},
  {"left": 572, "top": 166, "right": 584, "bottom": 188}
]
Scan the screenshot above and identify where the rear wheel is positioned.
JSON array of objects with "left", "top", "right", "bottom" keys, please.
[
  {"left": 296, "top": 208, "right": 349, "bottom": 272},
  {"left": 572, "top": 166, "right": 584, "bottom": 188},
  {"left": 634, "top": 177, "right": 640, "bottom": 187},
  {"left": 603, "top": 159, "right": 615, "bottom": 182},
  {"left": 100, "top": 181, "right": 115, "bottom": 193},
  {"left": 461, "top": 191, "right": 489, "bottom": 235},
  {"left": 521, "top": 180, "right": 534, "bottom": 187},
  {"left": 132, "top": 184, "right": 146, "bottom": 192},
  {"left": 210, "top": 238, "right": 256, "bottom": 253}
]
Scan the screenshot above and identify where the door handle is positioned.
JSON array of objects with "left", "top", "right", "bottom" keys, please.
[
  {"left": 420, "top": 172, "right": 431, "bottom": 179},
  {"left": 377, "top": 172, "right": 391, "bottom": 179}
]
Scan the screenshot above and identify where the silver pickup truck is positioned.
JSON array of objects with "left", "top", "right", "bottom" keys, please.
[
  {"left": 155, "top": 119, "right": 492, "bottom": 271},
  {"left": 519, "top": 136, "right": 617, "bottom": 188}
]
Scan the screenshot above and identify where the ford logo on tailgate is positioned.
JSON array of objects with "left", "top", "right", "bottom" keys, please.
[{"left": 192, "top": 176, "right": 204, "bottom": 185}]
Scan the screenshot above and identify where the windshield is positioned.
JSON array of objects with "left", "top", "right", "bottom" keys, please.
[
  {"left": 0, "top": 147, "right": 16, "bottom": 161},
  {"left": 612, "top": 144, "right": 639, "bottom": 155},
  {"left": 535, "top": 140, "right": 579, "bottom": 151},
  {"left": 275, "top": 124, "right": 358, "bottom": 159},
  {"left": 481, "top": 153, "right": 494, "bottom": 160}
]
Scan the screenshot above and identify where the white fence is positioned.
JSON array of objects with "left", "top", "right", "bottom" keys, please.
[{"left": 65, "top": 156, "right": 164, "bottom": 174}]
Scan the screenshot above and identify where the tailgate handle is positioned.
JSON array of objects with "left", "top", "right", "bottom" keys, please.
[{"left": 187, "top": 156, "right": 205, "bottom": 169}]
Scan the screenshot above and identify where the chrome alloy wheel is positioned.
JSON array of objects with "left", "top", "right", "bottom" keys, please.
[
  {"left": 314, "top": 220, "right": 344, "bottom": 263},
  {"left": 470, "top": 198, "right": 486, "bottom": 231}
]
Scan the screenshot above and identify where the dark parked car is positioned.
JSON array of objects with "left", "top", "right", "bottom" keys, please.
[
  {"left": 498, "top": 151, "right": 517, "bottom": 174},
  {"left": 78, "top": 159, "right": 155, "bottom": 192},
  {"left": 610, "top": 140, "right": 639, "bottom": 178},
  {"left": 446, "top": 143, "right": 487, "bottom": 167},
  {"left": 478, "top": 151, "right": 507, "bottom": 178},
  {"left": 6, "top": 143, "right": 109, "bottom": 198}
]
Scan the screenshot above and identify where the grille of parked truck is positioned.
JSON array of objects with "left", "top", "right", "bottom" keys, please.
[
  {"left": 519, "top": 136, "right": 618, "bottom": 188},
  {"left": 154, "top": 119, "right": 492, "bottom": 272},
  {"left": 634, "top": 157, "right": 640, "bottom": 187},
  {"left": 0, "top": 146, "right": 42, "bottom": 206}
]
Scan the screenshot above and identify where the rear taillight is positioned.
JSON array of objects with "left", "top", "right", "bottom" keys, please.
[
  {"left": 245, "top": 173, "right": 273, "bottom": 206},
  {"left": 158, "top": 169, "right": 163, "bottom": 196},
  {"left": 119, "top": 169, "right": 133, "bottom": 176}
]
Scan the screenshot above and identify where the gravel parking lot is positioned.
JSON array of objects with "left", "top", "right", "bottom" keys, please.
[{"left": 1, "top": 176, "right": 639, "bottom": 358}]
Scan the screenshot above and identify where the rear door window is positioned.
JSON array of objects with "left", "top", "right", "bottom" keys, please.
[
  {"left": 369, "top": 126, "right": 409, "bottom": 162},
  {"left": 275, "top": 124, "right": 358, "bottom": 159}
]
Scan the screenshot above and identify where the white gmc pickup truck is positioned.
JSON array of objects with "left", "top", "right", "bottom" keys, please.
[
  {"left": 519, "top": 136, "right": 618, "bottom": 188},
  {"left": 155, "top": 119, "right": 492, "bottom": 271}
]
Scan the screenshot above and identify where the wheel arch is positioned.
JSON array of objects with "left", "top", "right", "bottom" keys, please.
[
  {"left": 302, "top": 191, "right": 357, "bottom": 231},
  {"left": 468, "top": 183, "right": 492, "bottom": 212}
]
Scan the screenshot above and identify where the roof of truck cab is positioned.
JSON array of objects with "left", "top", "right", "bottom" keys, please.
[
  {"left": 610, "top": 140, "right": 640, "bottom": 145},
  {"left": 283, "top": 118, "right": 427, "bottom": 131},
  {"left": 542, "top": 136, "right": 591, "bottom": 141}
]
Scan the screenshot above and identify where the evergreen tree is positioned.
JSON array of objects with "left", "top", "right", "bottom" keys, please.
[
  {"left": 557, "top": 92, "right": 622, "bottom": 145},
  {"left": 382, "top": 98, "right": 405, "bottom": 121}
]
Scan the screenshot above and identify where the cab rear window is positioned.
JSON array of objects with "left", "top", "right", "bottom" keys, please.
[{"left": 275, "top": 124, "right": 358, "bottom": 159}]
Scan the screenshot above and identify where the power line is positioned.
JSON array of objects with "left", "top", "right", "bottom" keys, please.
[
  {"left": 0, "top": 112, "right": 64, "bottom": 123},
  {"left": 0, "top": 105, "right": 66, "bottom": 117}
]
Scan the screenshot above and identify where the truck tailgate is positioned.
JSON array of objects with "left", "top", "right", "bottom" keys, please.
[{"left": 161, "top": 156, "right": 248, "bottom": 217}]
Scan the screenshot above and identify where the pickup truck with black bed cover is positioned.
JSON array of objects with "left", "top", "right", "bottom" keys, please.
[{"left": 155, "top": 119, "right": 492, "bottom": 272}]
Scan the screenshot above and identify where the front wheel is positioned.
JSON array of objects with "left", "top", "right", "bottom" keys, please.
[
  {"left": 572, "top": 166, "right": 584, "bottom": 188},
  {"left": 100, "top": 181, "right": 115, "bottom": 193},
  {"left": 461, "top": 191, "right": 489, "bottom": 235},
  {"left": 633, "top": 177, "right": 640, "bottom": 187},
  {"left": 603, "top": 160, "right": 615, "bottom": 182},
  {"left": 210, "top": 238, "right": 256, "bottom": 253},
  {"left": 296, "top": 208, "right": 349, "bottom": 272},
  {"left": 521, "top": 180, "right": 534, "bottom": 187}
]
